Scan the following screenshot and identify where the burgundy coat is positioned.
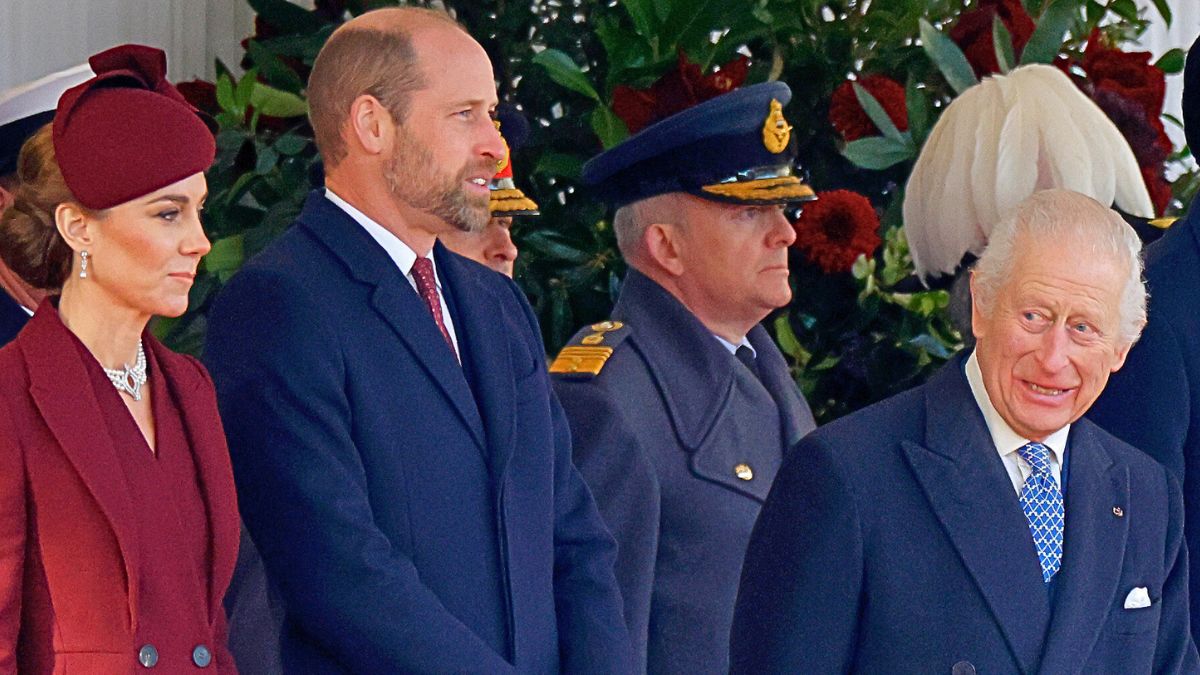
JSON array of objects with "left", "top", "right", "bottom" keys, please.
[{"left": 0, "top": 307, "right": 240, "bottom": 673}]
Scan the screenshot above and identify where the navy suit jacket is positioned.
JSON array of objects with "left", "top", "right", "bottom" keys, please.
[
  {"left": 733, "top": 356, "right": 1199, "bottom": 674},
  {"left": 0, "top": 291, "right": 27, "bottom": 347},
  {"left": 204, "top": 192, "right": 631, "bottom": 673},
  {"left": 1090, "top": 204, "right": 1200, "bottom": 647},
  {"left": 552, "top": 270, "right": 815, "bottom": 674}
]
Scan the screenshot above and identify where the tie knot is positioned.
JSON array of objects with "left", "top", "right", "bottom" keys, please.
[
  {"left": 1018, "top": 442, "right": 1053, "bottom": 475},
  {"left": 412, "top": 255, "right": 434, "bottom": 280}
]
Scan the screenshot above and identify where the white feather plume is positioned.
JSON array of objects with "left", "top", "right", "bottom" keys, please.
[{"left": 903, "top": 63, "right": 1155, "bottom": 280}]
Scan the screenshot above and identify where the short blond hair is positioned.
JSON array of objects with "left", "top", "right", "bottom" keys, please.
[{"left": 307, "top": 8, "right": 464, "bottom": 167}]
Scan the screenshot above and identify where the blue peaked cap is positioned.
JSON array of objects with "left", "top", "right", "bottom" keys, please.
[{"left": 581, "top": 81, "right": 814, "bottom": 208}]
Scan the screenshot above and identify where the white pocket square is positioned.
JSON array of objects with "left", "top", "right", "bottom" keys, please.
[{"left": 1124, "top": 587, "right": 1152, "bottom": 609}]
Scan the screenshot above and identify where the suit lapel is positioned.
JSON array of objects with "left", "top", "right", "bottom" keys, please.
[
  {"left": 748, "top": 324, "right": 815, "bottom": 445},
  {"left": 1035, "top": 423, "right": 1129, "bottom": 675},
  {"left": 438, "top": 248, "right": 516, "bottom": 480},
  {"left": 19, "top": 307, "right": 141, "bottom": 625},
  {"left": 901, "top": 359, "right": 1050, "bottom": 674},
  {"left": 150, "top": 340, "right": 241, "bottom": 624},
  {"left": 298, "top": 193, "right": 486, "bottom": 453}
]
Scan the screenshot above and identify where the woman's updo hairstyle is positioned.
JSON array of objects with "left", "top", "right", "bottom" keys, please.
[{"left": 0, "top": 124, "right": 87, "bottom": 290}]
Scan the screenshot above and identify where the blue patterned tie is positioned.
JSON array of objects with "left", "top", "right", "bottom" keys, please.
[{"left": 1017, "top": 442, "right": 1064, "bottom": 583}]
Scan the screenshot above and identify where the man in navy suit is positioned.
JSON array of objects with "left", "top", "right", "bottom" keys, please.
[
  {"left": 550, "top": 82, "right": 816, "bottom": 674},
  {"left": 733, "top": 189, "right": 1199, "bottom": 673},
  {"left": 204, "top": 7, "right": 631, "bottom": 673},
  {"left": 0, "top": 64, "right": 92, "bottom": 345},
  {"left": 1089, "top": 34, "right": 1200, "bottom": 651}
]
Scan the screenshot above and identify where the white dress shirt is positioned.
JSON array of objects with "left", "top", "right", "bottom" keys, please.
[
  {"left": 713, "top": 334, "right": 756, "bottom": 357},
  {"left": 325, "top": 189, "right": 460, "bottom": 356},
  {"left": 965, "top": 350, "right": 1069, "bottom": 494}
]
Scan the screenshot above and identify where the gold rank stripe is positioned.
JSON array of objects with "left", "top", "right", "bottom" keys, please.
[
  {"left": 701, "top": 178, "right": 816, "bottom": 202},
  {"left": 549, "top": 346, "right": 614, "bottom": 376}
]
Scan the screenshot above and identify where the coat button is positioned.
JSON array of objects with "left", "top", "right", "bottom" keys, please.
[
  {"left": 952, "top": 661, "right": 976, "bottom": 675},
  {"left": 192, "top": 644, "right": 212, "bottom": 668},
  {"left": 734, "top": 463, "right": 754, "bottom": 481},
  {"left": 138, "top": 644, "right": 158, "bottom": 668}
]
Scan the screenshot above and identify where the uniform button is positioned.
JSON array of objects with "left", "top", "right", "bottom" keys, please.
[
  {"left": 734, "top": 463, "right": 754, "bottom": 481},
  {"left": 138, "top": 644, "right": 158, "bottom": 668},
  {"left": 952, "top": 661, "right": 976, "bottom": 675},
  {"left": 192, "top": 644, "right": 212, "bottom": 668}
]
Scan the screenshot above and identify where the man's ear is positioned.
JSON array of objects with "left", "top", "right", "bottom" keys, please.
[
  {"left": 54, "top": 202, "right": 94, "bottom": 253},
  {"left": 644, "top": 221, "right": 686, "bottom": 278},
  {"left": 347, "top": 94, "right": 396, "bottom": 157},
  {"left": 969, "top": 270, "right": 986, "bottom": 340}
]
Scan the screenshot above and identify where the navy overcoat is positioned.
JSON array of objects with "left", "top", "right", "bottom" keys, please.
[
  {"left": 552, "top": 269, "right": 815, "bottom": 674},
  {"left": 733, "top": 356, "right": 1199, "bottom": 674},
  {"left": 1090, "top": 203, "right": 1200, "bottom": 648},
  {"left": 204, "top": 191, "right": 632, "bottom": 673}
]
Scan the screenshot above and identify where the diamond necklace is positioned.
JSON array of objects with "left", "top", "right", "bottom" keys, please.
[{"left": 103, "top": 340, "right": 147, "bottom": 401}]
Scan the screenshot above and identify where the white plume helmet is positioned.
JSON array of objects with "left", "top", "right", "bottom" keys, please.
[{"left": 903, "top": 63, "right": 1154, "bottom": 280}]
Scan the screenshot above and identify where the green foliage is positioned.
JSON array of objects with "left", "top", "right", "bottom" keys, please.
[{"left": 170, "top": 0, "right": 1174, "bottom": 423}]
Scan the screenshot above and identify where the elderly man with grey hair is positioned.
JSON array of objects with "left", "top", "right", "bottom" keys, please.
[{"left": 732, "top": 189, "right": 1199, "bottom": 674}]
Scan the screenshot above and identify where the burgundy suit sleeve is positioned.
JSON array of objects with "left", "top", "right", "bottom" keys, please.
[{"left": 0, "top": 402, "right": 25, "bottom": 671}]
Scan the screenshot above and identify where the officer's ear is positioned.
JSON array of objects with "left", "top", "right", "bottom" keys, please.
[{"left": 644, "top": 221, "right": 686, "bottom": 277}]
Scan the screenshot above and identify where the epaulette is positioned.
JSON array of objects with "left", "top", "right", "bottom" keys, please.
[{"left": 549, "top": 320, "right": 631, "bottom": 379}]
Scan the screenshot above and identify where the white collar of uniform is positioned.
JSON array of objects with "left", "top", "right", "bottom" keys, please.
[
  {"left": 965, "top": 350, "right": 1070, "bottom": 465},
  {"left": 712, "top": 333, "right": 755, "bottom": 357},
  {"left": 325, "top": 187, "right": 441, "bottom": 289}
]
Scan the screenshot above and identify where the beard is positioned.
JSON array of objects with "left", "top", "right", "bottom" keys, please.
[{"left": 385, "top": 131, "right": 491, "bottom": 233}]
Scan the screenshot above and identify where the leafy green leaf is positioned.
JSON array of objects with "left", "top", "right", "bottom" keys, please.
[
  {"left": 215, "top": 74, "right": 237, "bottom": 115},
  {"left": 532, "top": 49, "right": 601, "bottom": 101},
  {"left": 1019, "top": 0, "right": 1076, "bottom": 66},
  {"left": 853, "top": 83, "right": 904, "bottom": 143},
  {"left": 535, "top": 152, "right": 586, "bottom": 180},
  {"left": 918, "top": 19, "right": 979, "bottom": 95},
  {"left": 841, "top": 136, "right": 917, "bottom": 170},
  {"left": 235, "top": 68, "right": 258, "bottom": 110},
  {"left": 246, "top": 40, "right": 305, "bottom": 93},
  {"left": 274, "top": 134, "right": 309, "bottom": 156},
  {"left": 620, "top": 0, "right": 660, "bottom": 40},
  {"left": 1156, "top": 48, "right": 1186, "bottom": 75},
  {"left": 905, "top": 77, "right": 932, "bottom": 148},
  {"left": 204, "top": 235, "right": 245, "bottom": 273},
  {"left": 246, "top": 0, "right": 326, "bottom": 35},
  {"left": 992, "top": 16, "right": 1015, "bottom": 74},
  {"left": 1151, "top": 0, "right": 1172, "bottom": 24},
  {"left": 250, "top": 82, "right": 309, "bottom": 117},
  {"left": 591, "top": 105, "right": 630, "bottom": 148},
  {"left": 1108, "top": 0, "right": 1139, "bottom": 22}
]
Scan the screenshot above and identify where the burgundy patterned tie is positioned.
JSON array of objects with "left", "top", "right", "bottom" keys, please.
[{"left": 411, "top": 256, "right": 458, "bottom": 361}]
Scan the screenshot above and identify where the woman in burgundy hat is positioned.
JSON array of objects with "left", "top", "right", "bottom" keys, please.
[{"left": 0, "top": 45, "right": 238, "bottom": 673}]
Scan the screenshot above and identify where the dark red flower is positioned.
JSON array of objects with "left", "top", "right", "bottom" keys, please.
[
  {"left": 1082, "top": 29, "right": 1166, "bottom": 123},
  {"left": 176, "top": 79, "right": 219, "bottom": 117},
  {"left": 1142, "top": 166, "right": 1172, "bottom": 217},
  {"left": 793, "top": 190, "right": 882, "bottom": 274},
  {"left": 611, "top": 51, "right": 749, "bottom": 135},
  {"left": 1090, "top": 88, "right": 1172, "bottom": 170},
  {"left": 829, "top": 75, "right": 908, "bottom": 142},
  {"left": 949, "top": 0, "right": 1036, "bottom": 78}
]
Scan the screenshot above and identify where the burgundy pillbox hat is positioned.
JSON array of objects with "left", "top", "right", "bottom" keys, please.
[{"left": 53, "top": 44, "right": 216, "bottom": 210}]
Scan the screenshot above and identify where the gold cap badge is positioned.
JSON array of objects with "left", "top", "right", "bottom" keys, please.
[{"left": 762, "top": 99, "right": 792, "bottom": 154}]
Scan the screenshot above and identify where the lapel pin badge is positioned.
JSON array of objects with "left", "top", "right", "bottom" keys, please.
[{"left": 1113, "top": 506, "right": 1124, "bottom": 517}]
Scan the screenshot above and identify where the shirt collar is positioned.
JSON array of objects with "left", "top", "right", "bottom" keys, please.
[
  {"left": 325, "top": 188, "right": 441, "bottom": 288},
  {"left": 712, "top": 333, "right": 754, "bottom": 357},
  {"left": 965, "top": 350, "right": 1070, "bottom": 462}
]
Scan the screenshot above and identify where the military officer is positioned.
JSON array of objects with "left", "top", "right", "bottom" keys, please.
[
  {"left": 0, "top": 64, "right": 92, "bottom": 345},
  {"left": 440, "top": 105, "right": 537, "bottom": 277},
  {"left": 550, "top": 81, "right": 818, "bottom": 675}
]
